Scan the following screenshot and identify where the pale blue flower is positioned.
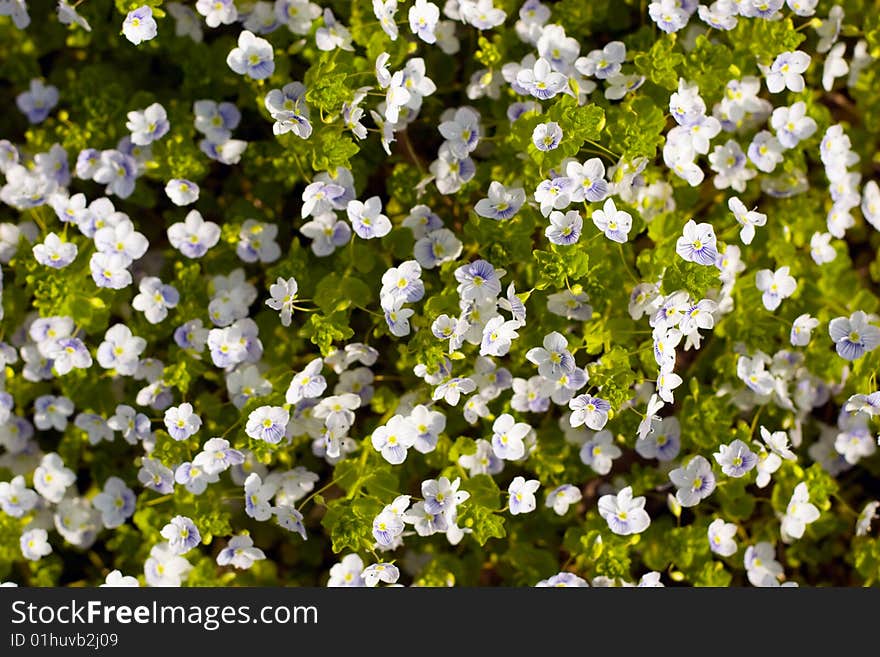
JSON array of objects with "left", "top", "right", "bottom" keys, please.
[
  {"left": 217, "top": 534, "right": 266, "bottom": 570},
  {"left": 579, "top": 430, "right": 621, "bottom": 475},
  {"left": 196, "top": 0, "right": 238, "bottom": 27},
  {"left": 422, "top": 476, "right": 468, "bottom": 515},
  {"left": 763, "top": 50, "right": 810, "bottom": 93},
  {"left": 93, "top": 477, "right": 136, "bottom": 528},
  {"left": 516, "top": 58, "right": 568, "bottom": 99},
  {"left": 380, "top": 260, "right": 424, "bottom": 303},
  {"left": 598, "top": 486, "right": 651, "bottom": 535},
  {"left": 16, "top": 79, "right": 59, "bottom": 124},
  {"left": 126, "top": 102, "right": 169, "bottom": 146},
  {"left": 167, "top": 210, "right": 221, "bottom": 258},
  {"left": 545, "top": 210, "right": 582, "bottom": 245},
  {"left": 591, "top": 198, "right": 632, "bottom": 243},
  {"left": 413, "top": 228, "right": 462, "bottom": 269},
  {"left": 246, "top": 405, "right": 290, "bottom": 444},
  {"left": 0, "top": 476, "right": 38, "bottom": 518},
  {"left": 138, "top": 457, "right": 175, "bottom": 494},
  {"left": 327, "top": 554, "right": 366, "bottom": 587},
  {"left": 708, "top": 518, "right": 738, "bottom": 556},
  {"left": 164, "top": 402, "right": 202, "bottom": 441},
  {"left": 714, "top": 439, "right": 758, "bottom": 477},
  {"left": 526, "top": 331, "right": 574, "bottom": 378},
  {"left": 265, "top": 82, "right": 312, "bottom": 139},
  {"left": 568, "top": 394, "right": 610, "bottom": 430},
  {"left": 372, "top": 509, "right": 404, "bottom": 546},
  {"left": 275, "top": 506, "right": 308, "bottom": 539},
  {"left": 669, "top": 455, "right": 716, "bottom": 506},
  {"left": 491, "top": 413, "right": 531, "bottom": 460},
  {"left": 33, "top": 233, "right": 77, "bottom": 269},
  {"left": 285, "top": 358, "right": 327, "bottom": 404},
  {"left": 227, "top": 30, "right": 275, "bottom": 80},
  {"left": 474, "top": 182, "right": 526, "bottom": 220},
  {"left": 532, "top": 121, "right": 562, "bottom": 151},
  {"left": 536, "top": 572, "right": 588, "bottom": 587},
  {"left": 20, "top": 528, "right": 52, "bottom": 561},
  {"left": 160, "top": 515, "right": 201, "bottom": 555},
  {"left": 534, "top": 176, "right": 574, "bottom": 216},
  {"left": 194, "top": 100, "right": 241, "bottom": 142},
  {"left": 122, "top": 6, "right": 158, "bottom": 44},
  {"left": 508, "top": 476, "right": 540, "bottom": 515},
  {"left": 454, "top": 259, "right": 502, "bottom": 302},
  {"left": 363, "top": 562, "right": 400, "bottom": 587},
  {"left": 47, "top": 337, "right": 92, "bottom": 375},
  {"left": 93, "top": 150, "right": 137, "bottom": 198},
  {"left": 193, "top": 437, "right": 245, "bottom": 475},
  {"left": 300, "top": 212, "right": 351, "bottom": 256},
  {"left": 545, "top": 485, "right": 583, "bottom": 516},
  {"left": 676, "top": 219, "right": 718, "bottom": 265},
  {"left": 347, "top": 196, "right": 391, "bottom": 239},
  {"left": 829, "top": 311, "right": 880, "bottom": 361}
]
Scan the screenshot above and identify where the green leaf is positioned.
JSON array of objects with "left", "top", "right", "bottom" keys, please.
[
  {"left": 461, "top": 474, "right": 501, "bottom": 510},
  {"left": 460, "top": 505, "right": 506, "bottom": 545},
  {"left": 306, "top": 310, "right": 355, "bottom": 356},
  {"left": 662, "top": 258, "right": 720, "bottom": 299}
]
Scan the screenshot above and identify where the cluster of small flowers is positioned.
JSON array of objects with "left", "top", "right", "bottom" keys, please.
[
  {"left": 3, "top": 0, "right": 880, "bottom": 590},
  {"left": 431, "top": 107, "right": 479, "bottom": 194},
  {"left": 653, "top": 0, "right": 828, "bottom": 34},
  {"left": 139, "top": 443, "right": 317, "bottom": 584},
  {"left": 375, "top": 56, "right": 438, "bottom": 156},
  {"left": 193, "top": 99, "right": 248, "bottom": 166},
  {"left": 819, "top": 122, "right": 860, "bottom": 240},
  {"left": 274, "top": 347, "right": 386, "bottom": 464},
  {"left": 535, "top": 570, "right": 664, "bottom": 587},
  {"left": 371, "top": 477, "right": 470, "bottom": 549},
  {"left": 326, "top": 553, "right": 401, "bottom": 587},
  {"left": 505, "top": 16, "right": 643, "bottom": 103}
]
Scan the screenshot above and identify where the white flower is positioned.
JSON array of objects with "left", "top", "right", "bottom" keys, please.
[
  {"left": 409, "top": 0, "right": 440, "bottom": 43},
  {"left": 744, "top": 542, "right": 783, "bottom": 586},
  {"left": 781, "top": 482, "right": 820, "bottom": 541},
  {"left": 227, "top": 30, "right": 275, "bottom": 80},
  {"left": 516, "top": 57, "right": 568, "bottom": 99},
  {"left": 755, "top": 266, "right": 796, "bottom": 311},
  {"left": 34, "top": 453, "right": 76, "bottom": 503},
  {"left": 822, "top": 42, "right": 849, "bottom": 91},
  {"left": 265, "top": 276, "right": 299, "bottom": 327},
  {"left": 196, "top": 0, "right": 237, "bottom": 27},
  {"left": 217, "top": 534, "right": 266, "bottom": 570},
  {"left": 20, "top": 529, "right": 52, "bottom": 561},
  {"left": 490, "top": 413, "right": 531, "bottom": 461},
  {"left": 145, "top": 543, "right": 192, "bottom": 587},
  {"left": 122, "top": 6, "right": 158, "bottom": 45},
  {"left": 591, "top": 198, "right": 632, "bottom": 243},
  {"left": 545, "top": 484, "right": 582, "bottom": 516},
  {"left": 597, "top": 486, "right": 651, "bottom": 535},
  {"left": 363, "top": 562, "right": 400, "bottom": 587},
  {"left": 790, "top": 313, "right": 819, "bottom": 346},
  {"left": 669, "top": 455, "right": 716, "bottom": 507},
  {"left": 164, "top": 402, "right": 202, "bottom": 441},
  {"left": 508, "top": 476, "right": 540, "bottom": 515},
  {"left": 762, "top": 50, "right": 810, "bottom": 93},
  {"left": 100, "top": 570, "right": 139, "bottom": 587},
  {"left": 371, "top": 415, "right": 417, "bottom": 464},
  {"left": 315, "top": 8, "right": 354, "bottom": 52},
  {"left": 165, "top": 179, "right": 199, "bottom": 206},
  {"left": 347, "top": 196, "right": 391, "bottom": 239},
  {"left": 727, "top": 197, "right": 766, "bottom": 245},
  {"left": 579, "top": 430, "right": 621, "bottom": 475},
  {"left": 759, "top": 426, "right": 796, "bottom": 461}
]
